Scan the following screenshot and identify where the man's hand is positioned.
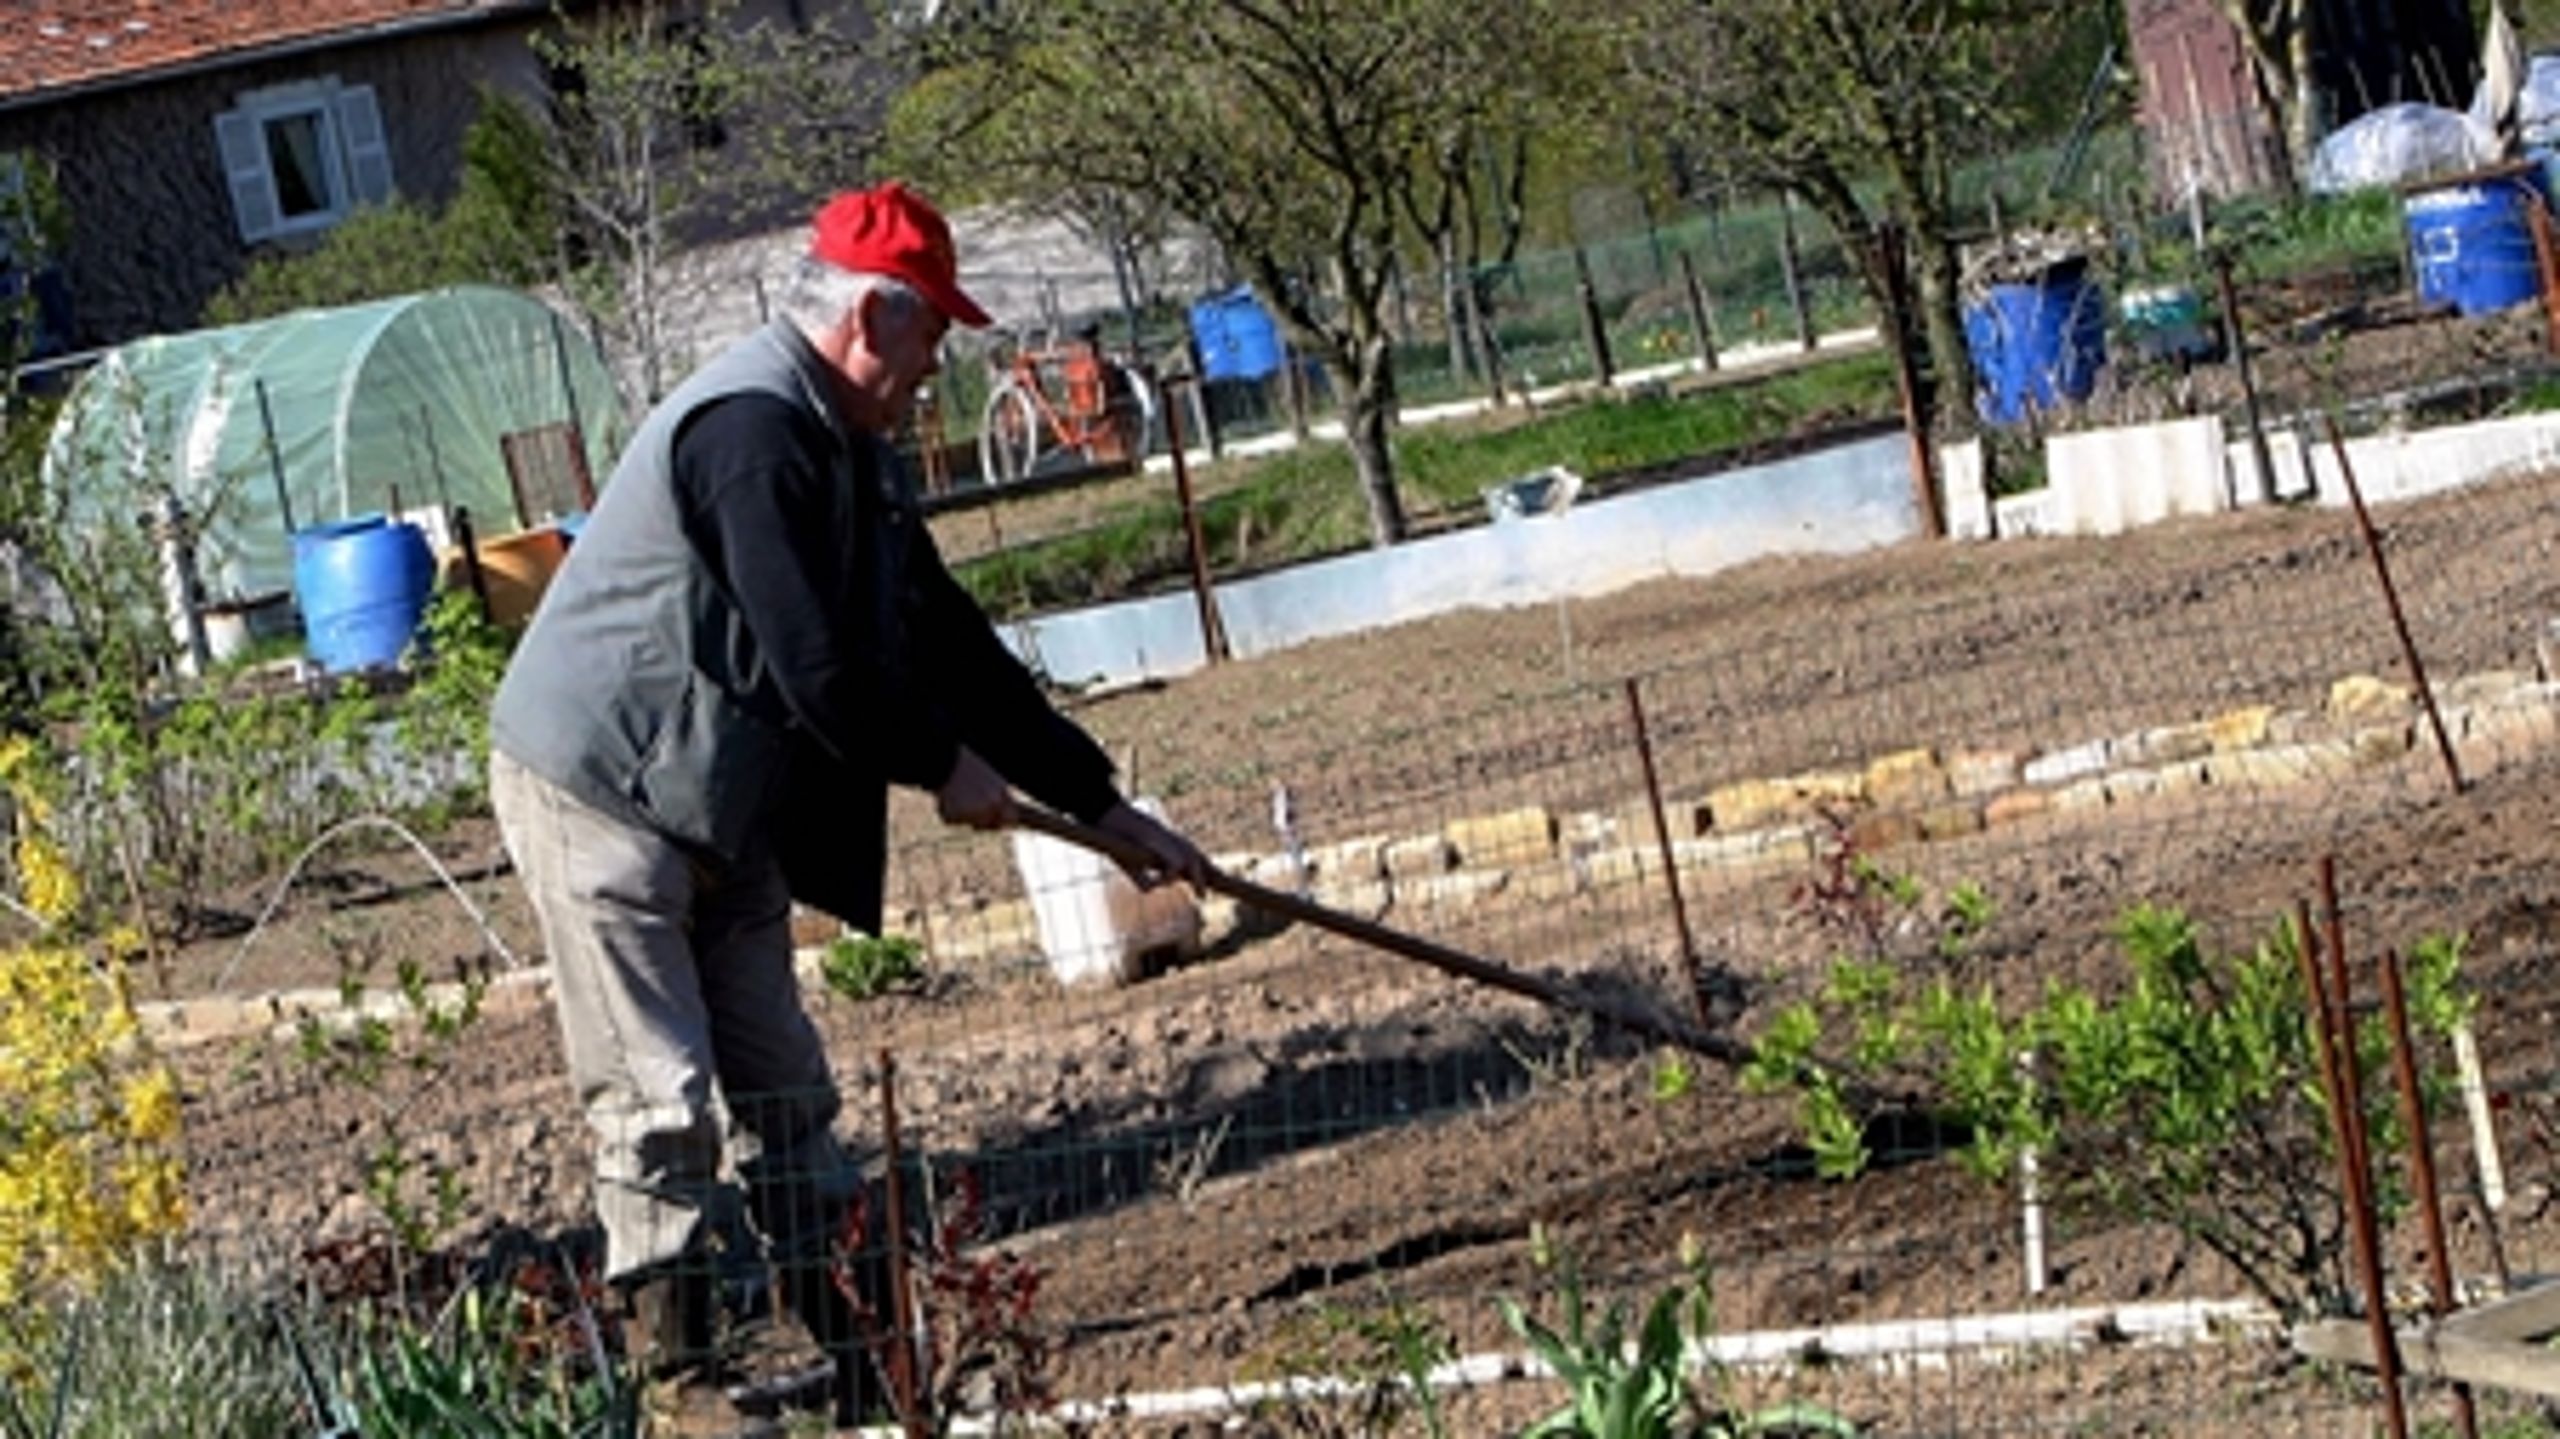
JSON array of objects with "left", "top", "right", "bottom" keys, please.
[
  {"left": 935, "top": 746, "right": 1016, "bottom": 830},
  {"left": 1095, "top": 801, "right": 1212, "bottom": 892}
]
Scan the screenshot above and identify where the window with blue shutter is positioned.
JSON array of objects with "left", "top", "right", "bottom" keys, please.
[{"left": 213, "top": 78, "right": 396, "bottom": 245}]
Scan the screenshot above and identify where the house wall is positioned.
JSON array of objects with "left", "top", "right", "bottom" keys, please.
[{"left": 0, "top": 20, "right": 549, "bottom": 347}]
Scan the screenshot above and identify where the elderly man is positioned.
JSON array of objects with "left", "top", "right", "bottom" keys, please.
[{"left": 489, "top": 181, "right": 1205, "bottom": 1426}]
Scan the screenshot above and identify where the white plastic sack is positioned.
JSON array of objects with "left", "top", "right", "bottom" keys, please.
[
  {"left": 2520, "top": 54, "right": 2560, "bottom": 147},
  {"left": 2307, "top": 102, "right": 2493, "bottom": 194}
]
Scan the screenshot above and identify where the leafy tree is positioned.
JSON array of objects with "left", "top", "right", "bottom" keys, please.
[
  {"left": 889, "top": 0, "right": 1607, "bottom": 547},
  {"left": 1615, "top": 0, "right": 2083, "bottom": 449}
]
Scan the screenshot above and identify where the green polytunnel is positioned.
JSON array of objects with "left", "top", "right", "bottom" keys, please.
[{"left": 43, "top": 284, "right": 628, "bottom": 603}]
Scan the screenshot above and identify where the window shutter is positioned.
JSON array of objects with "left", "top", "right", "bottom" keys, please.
[
  {"left": 214, "top": 108, "right": 279, "bottom": 243},
  {"left": 335, "top": 85, "right": 394, "bottom": 206}
]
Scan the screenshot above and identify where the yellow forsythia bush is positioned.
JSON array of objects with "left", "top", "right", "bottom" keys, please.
[{"left": 0, "top": 735, "right": 186, "bottom": 1311}]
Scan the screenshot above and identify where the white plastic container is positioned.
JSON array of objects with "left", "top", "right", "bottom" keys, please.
[{"left": 1010, "top": 798, "right": 1203, "bottom": 987}]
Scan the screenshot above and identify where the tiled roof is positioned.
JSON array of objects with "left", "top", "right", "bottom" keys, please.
[{"left": 1, "top": 2, "right": 537, "bottom": 103}]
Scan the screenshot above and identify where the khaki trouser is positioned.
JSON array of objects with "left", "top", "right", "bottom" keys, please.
[{"left": 489, "top": 750, "right": 857, "bottom": 1284}]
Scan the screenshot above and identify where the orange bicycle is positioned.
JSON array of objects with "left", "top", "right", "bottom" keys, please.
[{"left": 976, "top": 330, "right": 1159, "bottom": 485}]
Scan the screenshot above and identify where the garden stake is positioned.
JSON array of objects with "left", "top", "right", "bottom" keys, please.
[
  {"left": 2213, "top": 248, "right": 2279, "bottom": 508},
  {"left": 1622, "top": 676, "right": 1708, "bottom": 1030},
  {"left": 1013, "top": 804, "right": 1754, "bottom": 1069},
  {"left": 2321, "top": 414, "right": 2464, "bottom": 794},
  {"left": 2320, "top": 859, "right": 2379, "bottom": 1202},
  {"left": 1158, "top": 372, "right": 1229, "bottom": 663},
  {"left": 2380, "top": 947, "right": 2480, "bottom": 1439},
  {"left": 2529, "top": 201, "right": 2560, "bottom": 359},
  {"left": 876, "top": 1048, "right": 925, "bottom": 1436},
  {"left": 450, "top": 504, "right": 493, "bottom": 627},
  {"left": 2295, "top": 887, "right": 2410, "bottom": 1439}
]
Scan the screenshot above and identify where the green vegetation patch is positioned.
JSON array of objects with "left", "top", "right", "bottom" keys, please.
[{"left": 955, "top": 352, "right": 1898, "bottom": 620}]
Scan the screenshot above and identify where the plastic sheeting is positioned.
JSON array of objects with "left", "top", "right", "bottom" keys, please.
[
  {"left": 2523, "top": 54, "right": 2560, "bottom": 147},
  {"left": 2306, "top": 102, "right": 2492, "bottom": 194},
  {"left": 43, "top": 285, "right": 626, "bottom": 602}
]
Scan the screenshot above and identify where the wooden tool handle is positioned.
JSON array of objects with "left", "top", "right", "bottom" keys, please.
[{"left": 1011, "top": 804, "right": 1751, "bottom": 1067}]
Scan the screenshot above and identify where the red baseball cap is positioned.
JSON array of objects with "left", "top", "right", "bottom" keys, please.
[{"left": 807, "top": 181, "right": 992, "bottom": 328}]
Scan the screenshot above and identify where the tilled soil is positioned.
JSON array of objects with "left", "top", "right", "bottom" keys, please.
[{"left": 170, "top": 441, "right": 2560, "bottom": 1433}]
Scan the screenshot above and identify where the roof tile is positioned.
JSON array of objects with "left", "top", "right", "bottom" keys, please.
[{"left": 2, "top": 2, "right": 518, "bottom": 101}]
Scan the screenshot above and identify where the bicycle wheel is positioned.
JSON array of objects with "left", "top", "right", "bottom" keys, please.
[
  {"left": 977, "top": 381, "right": 1043, "bottom": 486},
  {"left": 1104, "top": 361, "right": 1160, "bottom": 461}
]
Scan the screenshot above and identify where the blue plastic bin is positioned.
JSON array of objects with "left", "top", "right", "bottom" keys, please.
[
  {"left": 1189, "top": 287, "right": 1283, "bottom": 383},
  {"left": 2406, "top": 172, "right": 2547, "bottom": 316},
  {"left": 1963, "top": 258, "right": 2109, "bottom": 426},
  {"left": 294, "top": 515, "right": 436, "bottom": 673}
]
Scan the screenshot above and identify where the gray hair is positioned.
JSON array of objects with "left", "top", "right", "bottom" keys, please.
[{"left": 779, "top": 257, "right": 929, "bottom": 339}]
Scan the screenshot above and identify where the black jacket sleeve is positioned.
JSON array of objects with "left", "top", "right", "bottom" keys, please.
[
  {"left": 903, "top": 527, "right": 1123, "bottom": 824},
  {"left": 671, "top": 393, "right": 962, "bottom": 789},
  {"left": 673, "top": 392, "right": 1120, "bottom": 822}
]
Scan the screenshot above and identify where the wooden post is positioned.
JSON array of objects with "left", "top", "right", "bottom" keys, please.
[
  {"left": 2213, "top": 247, "right": 2279, "bottom": 505},
  {"left": 1678, "top": 250, "right": 1720, "bottom": 373},
  {"left": 253, "top": 377, "right": 298, "bottom": 536},
  {"left": 1277, "top": 342, "right": 1311, "bottom": 441},
  {"left": 450, "top": 504, "right": 492, "bottom": 626},
  {"left": 1574, "top": 246, "right": 1615, "bottom": 386},
  {"left": 1180, "top": 332, "right": 1224, "bottom": 461},
  {"left": 1778, "top": 189, "right": 1816, "bottom": 352}
]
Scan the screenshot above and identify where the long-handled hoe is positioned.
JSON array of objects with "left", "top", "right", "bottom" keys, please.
[{"left": 1012, "top": 804, "right": 1758, "bottom": 1071}]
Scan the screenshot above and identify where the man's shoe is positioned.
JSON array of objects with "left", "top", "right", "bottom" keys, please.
[{"left": 622, "top": 1267, "right": 720, "bottom": 1380}]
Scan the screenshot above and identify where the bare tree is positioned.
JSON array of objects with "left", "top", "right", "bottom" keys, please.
[
  {"left": 889, "top": 0, "right": 1602, "bottom": 546},
  {"left": 532, "top": 0, "right": 885, "bottom": 402}
]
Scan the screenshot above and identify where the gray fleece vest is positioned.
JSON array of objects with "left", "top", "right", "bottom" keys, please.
[{"left": 488, "top": 322, "right": 882, "bottom": 865}]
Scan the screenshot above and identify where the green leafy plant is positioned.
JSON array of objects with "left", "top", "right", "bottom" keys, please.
[
  {"left": 1241, "top": 1284, "right": 1456, "bottom": 1437},
  {"left": 1745, "top": 890, "right": 2473, "bottom": 1320},
  {"left": 1499, "top": 1227, "right": 1856, "bottom": 1439},
  {"left": 0, "top": 1261, "right": 309, "bottom": 1438},
  {"left": 819, "top": 932, "right": 926, "bottom": 1000},
  {"left": 335, "top": 1282, "right": 633, "bottom": 1439},
  {"left": 291, "top": 952, "right": 492, "bottom": 1274}
]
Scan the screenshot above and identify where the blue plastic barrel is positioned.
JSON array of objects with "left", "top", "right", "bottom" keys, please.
[
  {"left": 1189, "top": 287, "right": 1283, "bottom": 382},
  {"left": 2405, "top": 173, "right": 2546, "bottom": 316},
  {"left": 1962, "top": 258, "right": 2108, "bottom": 426},
  {"left": 293, "top": 515, "right": 436, "bottom": 673}
]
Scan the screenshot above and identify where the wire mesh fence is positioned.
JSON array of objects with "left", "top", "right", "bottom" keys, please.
[{"left": 168, "top": 392, "right": 2560, "bottom": 1430}]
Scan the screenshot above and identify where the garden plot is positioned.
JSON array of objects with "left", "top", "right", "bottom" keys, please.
[{"left": 163, "top": 462, "right": 2560, "bottom": 1431}]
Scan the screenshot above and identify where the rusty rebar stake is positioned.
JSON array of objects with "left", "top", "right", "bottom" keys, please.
[
  {"left": 2307, "top": 865, "right": 2411, "bottom": 1439},
  {"left": 2530, "top": 201, "right": 2560, "bottom": 358},
  {"left": 2380, "top": 947, "right": 2479, "bottom": 1439},
  {"left": 2321, "top": 415, "right": 2465, "bottom": 794},
  {"left": 1159, "top": 372, "right": 1229, "bottom": 664},
  {"left": 876, "top": 1049, "right": 925, "bottom": 1436},
  {"left": 1624, "top": 677, "right": 1708, "bottom": 1029}
]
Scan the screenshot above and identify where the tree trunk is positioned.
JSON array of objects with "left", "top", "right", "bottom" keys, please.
[
  {"left": 1911, "top": 226, "right": 1971, "bottom": 437},
  {"left": 1344, "top": 330, "right": 1405, "bottom": 546}
]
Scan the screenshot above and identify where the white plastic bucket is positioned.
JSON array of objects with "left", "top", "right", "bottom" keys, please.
[{"left": 1009, "top": 798, "right": 1203, "bottom": 987}]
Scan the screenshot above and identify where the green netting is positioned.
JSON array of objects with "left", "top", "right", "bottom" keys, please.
[{"left": 42, "top": 285, "right": 627, "bottom": 601}]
